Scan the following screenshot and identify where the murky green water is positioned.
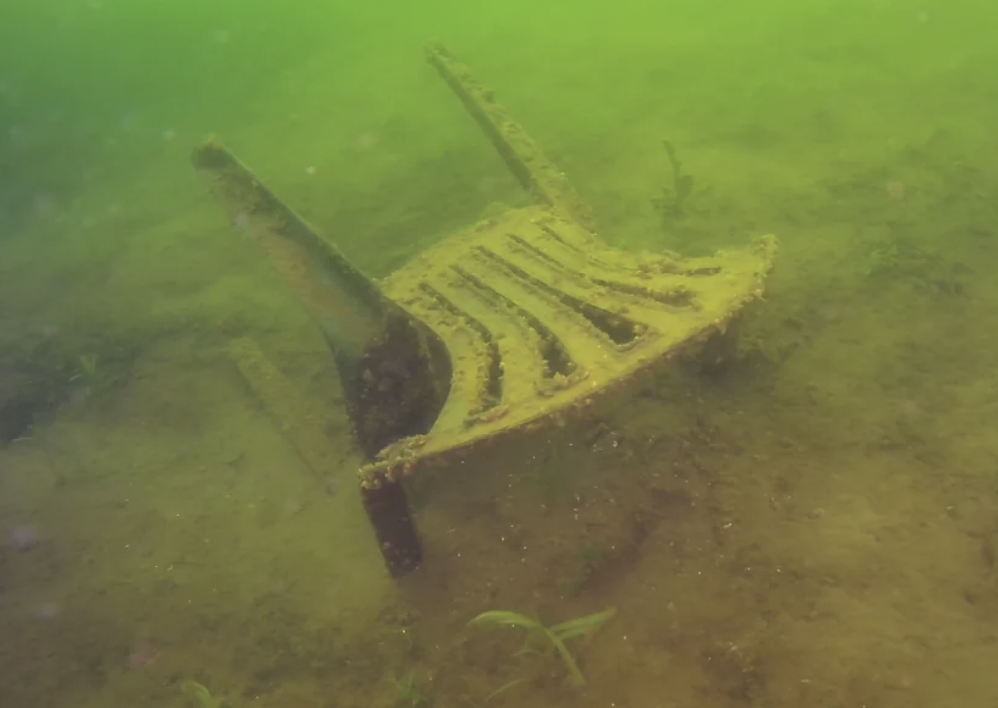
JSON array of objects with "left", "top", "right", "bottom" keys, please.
[{"left": 2, "top": 1, "right": 997, "bottom": 707}]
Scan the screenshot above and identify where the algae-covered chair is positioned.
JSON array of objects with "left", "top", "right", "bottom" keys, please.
[{"left": 192, "top": 43, "right": 776, "bottom": 577}]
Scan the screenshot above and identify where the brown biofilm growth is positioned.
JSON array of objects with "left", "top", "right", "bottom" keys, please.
[
  {"left": 344, "top": 316, "right": 452, "bottom": 461},
  {"left": 420, "top": 283, "right": 504, "bottom": 410},
  {"left": 475, "top": 248, "right": 642, "bottom": 346},
  {"left": 589, "top": 277, "right": 698, "bottom": 307},
  {"left": 504, "top": 233, "right": 697, "bottom": 307},
  {"left": 451, "top": 265, "right": 577, "bottom": 379},
  {"left": 537, "top": 224, "right": 636, "bottom": 276}
]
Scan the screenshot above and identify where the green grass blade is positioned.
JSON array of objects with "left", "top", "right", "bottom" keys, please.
[
  {"left": 543, "top": 629, "right": 586, "bottom": 686},
  {"left": 181, "top": 681, "right": 222, "bottom": 708},
  {"left": 484, "top": 678, "right": 526, "bottom": 703},
  {"left": 469, "top": 608, "right": 615, "bottom": 688},
  {"left": 469, "top": 610, "right": 543, "bottom": 632},
  {"left": 550, "top": 607, "right": 616, "bottom": 641}
]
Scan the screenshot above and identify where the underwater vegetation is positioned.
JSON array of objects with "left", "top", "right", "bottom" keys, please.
[
  {"left": 72, "top": 353, "right": 101, "bottom": 391},
  {"left": 0, "top": 332, "right": 137, "bottom": 445},
  {"left": 180, "top": 680, "right": 224, "bottom": 708},
  {"left": 393, "top": 669, "right": 431, "bottom": 708},
  {"left": 468, "top": 607, "right": 616, "bottom": 687},
  {"left": 654, "top": 139, "right": 696, "bottom": 220}
]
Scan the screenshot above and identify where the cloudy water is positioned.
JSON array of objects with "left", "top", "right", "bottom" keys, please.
[{"left": 1, "top": 1, "right": 997, "bottom": 707}]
